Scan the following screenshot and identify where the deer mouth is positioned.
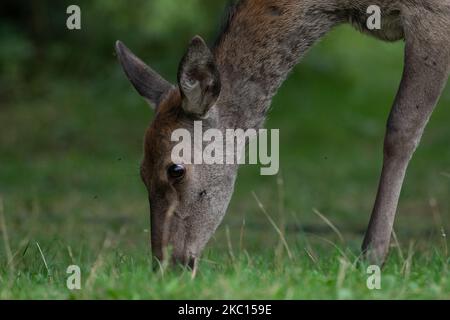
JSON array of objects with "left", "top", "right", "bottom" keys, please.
[
  {"left": 157, "top": 212, "right": 200, "bottom": 269},
  {"left": 171, "top": 254, "right": 197, "bottom": 270}
]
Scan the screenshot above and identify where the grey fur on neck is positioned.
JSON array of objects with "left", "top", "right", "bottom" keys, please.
[{"left": 213, "top": 1, "right": 345, "bottom": 130}]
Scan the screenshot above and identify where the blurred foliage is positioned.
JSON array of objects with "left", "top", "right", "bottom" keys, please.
[{"left": 0, "top": 0, "right": 225, "bottom": 99}]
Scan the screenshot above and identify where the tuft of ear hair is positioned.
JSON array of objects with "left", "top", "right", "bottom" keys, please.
[
  {"left": 177, "top": 36, "right": 221, "bottom": 118},
  {"left": 115, "top": 41, "right": 173, "bottom": 110}
]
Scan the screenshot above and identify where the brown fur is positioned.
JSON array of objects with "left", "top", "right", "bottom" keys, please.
[{"left": 117, "top": 0, "right": 450, "bottom": 267}]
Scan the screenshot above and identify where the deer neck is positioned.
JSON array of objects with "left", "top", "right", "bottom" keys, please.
[{"left": 213, "top": 0, "right": 343, "bottom": 130}]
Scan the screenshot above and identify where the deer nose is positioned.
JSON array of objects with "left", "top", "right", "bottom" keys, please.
[
  {"left": 171, "top": 254, "right": 196, "bottom": 269},
  {"left": 151, "top": 252, "right": 196, "bottom": 271}
]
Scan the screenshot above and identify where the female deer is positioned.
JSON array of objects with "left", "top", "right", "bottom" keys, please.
[{"left": 116, "top": 0, "right": 450, "bottom": 268}]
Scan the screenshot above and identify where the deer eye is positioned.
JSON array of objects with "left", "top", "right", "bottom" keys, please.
[{"left": 167, "top": 164, "right": 186, "bottom": 179}]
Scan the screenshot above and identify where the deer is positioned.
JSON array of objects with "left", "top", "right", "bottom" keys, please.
[{"left": 116, "top": 0, "right": 450, "bottom": 269}]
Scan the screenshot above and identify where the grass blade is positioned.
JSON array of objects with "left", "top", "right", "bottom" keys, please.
[
  {"left": 0, "top": 198, "right": 14, "bottom": 274},
  {"left": 35, "top": 241, "right": 51, "bottom": 279},
  {"left": 252, "top": 192, "right": 293, "bottom": 260},
  {"left": 313, "top": 208, "right": 344, "bottom": 244}
]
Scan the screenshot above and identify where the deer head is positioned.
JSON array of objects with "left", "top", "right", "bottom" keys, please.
[{"left": 116, "top": 37, "right": 238, "bottom": 269}]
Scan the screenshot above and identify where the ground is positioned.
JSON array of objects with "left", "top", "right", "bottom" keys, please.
[{"left": 0, "top": 26, "right": 449, "bottom": 299}]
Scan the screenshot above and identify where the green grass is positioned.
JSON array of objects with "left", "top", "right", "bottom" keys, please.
[
  {"left": 0, "top": 26, "right": 449, "bottom": 299},
  {"left": 1, "top": 240, "right": 449, "bottom": 299}
]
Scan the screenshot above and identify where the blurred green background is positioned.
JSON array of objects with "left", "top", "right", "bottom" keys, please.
[{"left": 0, "top": 0, "right": 449, "bottom": 298}]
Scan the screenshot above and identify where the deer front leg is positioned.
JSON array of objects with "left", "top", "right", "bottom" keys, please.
[{"left": 362, "top": 34, "right": 449, "bottom": 265}]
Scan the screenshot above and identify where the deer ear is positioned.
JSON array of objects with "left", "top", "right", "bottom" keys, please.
[
  {"left": 178, "top": 36, "right": 221, "bottom": 118},
  {"left": 115, "top": 41, "right": 173, "bottom": 110}
]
